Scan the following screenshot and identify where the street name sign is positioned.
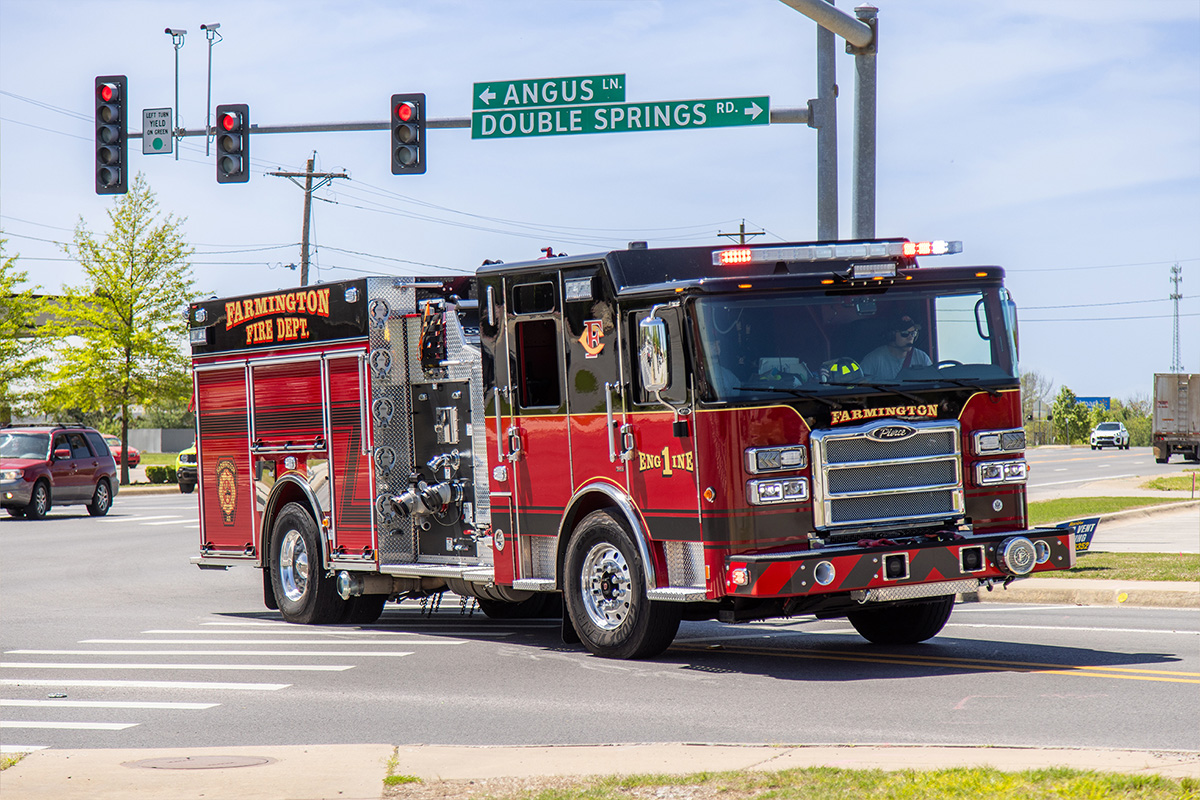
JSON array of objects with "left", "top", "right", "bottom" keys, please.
[
  {"left": 473, "top": 74, "right": 625, "bottom": 111},
  {"left": 142, "top": 108, "right": 173, "bottom": 154},
  {"left": 471, "top": 96, "right": 769, "bottom": 140}
]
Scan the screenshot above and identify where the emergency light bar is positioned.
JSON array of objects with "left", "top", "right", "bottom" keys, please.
[{"left": 712, "top": 240, "right": 962, "bottom": 268}]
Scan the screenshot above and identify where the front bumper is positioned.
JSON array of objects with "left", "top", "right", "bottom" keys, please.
[
  {"left": 1091, "top": 437, "right": 1123, "bottom": 447},
  {"left": 1, "top": 479, "right": 34, "bottom": 508},
  {"left": 177, "top": 465, "right": 197, "bottom": 483},
  {"left": 726, "top": 530, "right": 1075, "bottom": 599}
]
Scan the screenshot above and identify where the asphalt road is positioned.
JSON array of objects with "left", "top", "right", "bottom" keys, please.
[
  {"left": 2, "top": 495, "right": 1197, "bottom": 755},
  {"left": 1026, "top": 445, "right": 1197, "bottom": 499}
]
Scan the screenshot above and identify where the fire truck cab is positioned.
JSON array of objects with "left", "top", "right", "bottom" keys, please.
[{"left": 189, "top": 238, "right": 1075, "bottom": 659}]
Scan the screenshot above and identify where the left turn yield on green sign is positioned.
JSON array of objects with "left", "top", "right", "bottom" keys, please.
[{"left": 142, "top": 108, "right": 172, "bottom": 154}]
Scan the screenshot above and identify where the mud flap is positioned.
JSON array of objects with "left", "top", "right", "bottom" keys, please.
[{"left": 263, "top": 566, "right": 279, "bottom": 610}]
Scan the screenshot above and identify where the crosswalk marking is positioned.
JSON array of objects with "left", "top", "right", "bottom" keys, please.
[
  {"left": 96, "top": 515, "right": 181, "bottom": 523},
  {"left": 1, "top": 721, "right": 138, "bottom": 731},
  {"left": 10, "top": 650, "right": 419, "bottom": 657},
  {"left": 2, "top": 662, "right": 353, "bottom": 672},
  {"left": 144, "top": 519, "right": 188, "bottom": 526},
  {"left": 1, "top": 699, "right": 218, "bottom": 710},
  {"left": 83, "top": 638, "right": 463, "bottom": 644},
  {"left": 1, "top": 678, "right": 289, "bottom": 690},
  {"left": 141, "top": 628, "right": 517, "bottom": 636}
]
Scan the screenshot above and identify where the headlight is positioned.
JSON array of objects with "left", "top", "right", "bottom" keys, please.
[
  {"left": 745, "top": 445, "right": 807, "bottom": 474},
  {"left": 974, "top": 428, "right": 1025, "bottom": 455},
  {"left": 975, "top": 459, "right": 1027, "bottom": 486},
  {"left": 0, "top": 469, "right": 26, "bottom": 481},
  {"left": 746, "top": 477, "right": 809, "bottom": 505}
]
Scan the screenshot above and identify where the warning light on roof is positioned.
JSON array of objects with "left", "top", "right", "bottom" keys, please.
[
  {"left": 902, "top": 240, "right": 960, "bottom": 257},
  {"left": 718, "top": 249, "right": 753, "bottom": 266}
]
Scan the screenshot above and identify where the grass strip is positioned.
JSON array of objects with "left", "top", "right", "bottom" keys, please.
[
  {"left": 385, "top": 766, "right": 1198, "bottom": 800},
  {"left": 1027, "top": 496, "right": 1191, "bottom": 527},
  {"left": 1061, "top": 551, "right": 1199, "bottom": 583},
  {"left": 1143, "top": 470, "right": 1200, "bottom": 493}
]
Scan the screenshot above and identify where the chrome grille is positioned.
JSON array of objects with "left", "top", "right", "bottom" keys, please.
[{"left": 811, "top": 419, "right": 963, "bottom": 530}]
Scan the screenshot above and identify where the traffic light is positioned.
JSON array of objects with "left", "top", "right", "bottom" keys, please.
[
  {"left": 95, "top": 75, "right": 127, "bottom": 195},
  {"left": 215, "top": 103, "right": 250, "bottom": 183},
  {"left": 390, "top": 93, "right": 426, "bottom": 175}
]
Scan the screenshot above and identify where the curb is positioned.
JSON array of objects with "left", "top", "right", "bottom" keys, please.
[
  {"left": 959, "top": 578, "right": 1200, "bottom": 609},
  {"left": 116, "top": 484, "right": 187, "bottom": 496}
]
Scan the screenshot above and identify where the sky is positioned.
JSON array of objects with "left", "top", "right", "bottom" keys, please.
[{"left": 1, "top": 0, "right": 1197, "bottom": 403}]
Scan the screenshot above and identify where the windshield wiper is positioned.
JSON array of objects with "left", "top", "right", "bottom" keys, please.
[
  {"left": 894, "top": 376, "right": 1003, "bottom": 398},
  {"left": 736, "top": 385, "right": 844, "bottom": 409}
]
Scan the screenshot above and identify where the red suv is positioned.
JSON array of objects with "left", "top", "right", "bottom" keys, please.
[{"left": 1, "top": 424, "right": 119, "bottom": 519}]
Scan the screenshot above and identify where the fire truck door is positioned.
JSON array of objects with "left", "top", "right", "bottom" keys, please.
[
  {"left": 325, "top": 352, "right": 374, "bottom": 557},
  {"left": 505, "top": 275, "right": 573, "bottom": 578},
  {"left": 562, "top": 270, "right": 628, "bottom": 496},
  {"left": 625, "top": 306, "right": 700, "bottom": 538}
]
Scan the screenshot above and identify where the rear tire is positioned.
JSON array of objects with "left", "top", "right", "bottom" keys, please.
[
  {"left": 23, "top": 481, "right": 50, "bottom": 520},
  {"left": 1156, "top": 456, "right": 1169, "bottom": 464},
  {"left": 342, "top": 594, "right": 387, "bottom": 624},
  {"left": 269, "top": 502, "right": 345, "bottom": 624},
  {"left": 563, "top": 510, "right": 680, "bottom": 659},
  {"left": 86, "top": 480, "right": 112, "bottom": 516},
  {"left": 847, "top": 595, "right": 955, "bottom": 645}
]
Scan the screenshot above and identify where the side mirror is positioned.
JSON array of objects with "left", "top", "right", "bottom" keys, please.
[
  {"left": 638, "top": 316, "right": 669, "bottom": 393},
  {"left": 53, "top": 447, "right": 72, "bottom": 461}
]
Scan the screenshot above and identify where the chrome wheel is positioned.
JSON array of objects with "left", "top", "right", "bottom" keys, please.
[
  {"left": 580, "top": 542, "right": 632, "bottom": 631},
  {"left": 278, "top": 528, "right": 310, "bottom": 603}
]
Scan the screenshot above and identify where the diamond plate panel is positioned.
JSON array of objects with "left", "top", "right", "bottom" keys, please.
[
  {"left": 523, "top": 536, "right": 556, "bottom": 581},
  {"left": 664, "top": 541, "right": 706, "bottom": 588}
]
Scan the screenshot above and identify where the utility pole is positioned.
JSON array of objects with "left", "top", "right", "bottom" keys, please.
[
  {"left": 267, "top": 153, "right": 347, "bottom": 286},
  {"left": 1170, "top": 263, "right": 1184, "bottom": 372},
  {"left": 717, "top": 220, "right": 766, "bottom": 246}
]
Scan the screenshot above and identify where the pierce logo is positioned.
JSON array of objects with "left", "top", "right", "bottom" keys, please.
[
  {"left": 578, "top": 319, "right": 605, "bottom": 358},
  {"left": 868, "top": 425, "right": 916, "bottom": 441}
]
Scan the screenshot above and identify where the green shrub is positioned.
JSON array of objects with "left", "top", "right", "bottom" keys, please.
[{"left": 144, "top": 466, "right": 178, "bottom": 484}]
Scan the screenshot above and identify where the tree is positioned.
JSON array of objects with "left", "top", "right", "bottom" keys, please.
[
  {"left": 1050, "top": 385, "right": 1089, "bottom": 445},
  {"left": 42, "top": 175, "right": 195, "bottom": 484},
  {"left": 0, "top": 238, "right": 46, "bottom": 425},
  {"left": 1020, "top": 369, "right": 1054, "bottom": 446}
]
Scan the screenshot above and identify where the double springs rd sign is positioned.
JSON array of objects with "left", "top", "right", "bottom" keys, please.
[{"left": 471, "top": 74, "right": 768, "bottom": 140}]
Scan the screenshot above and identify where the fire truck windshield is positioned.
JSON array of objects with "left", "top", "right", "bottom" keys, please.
[{"left": 693, "top": 286, "right": 1018, "bottom": 402}]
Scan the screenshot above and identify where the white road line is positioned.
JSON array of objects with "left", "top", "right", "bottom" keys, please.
[
  {"left": 1027, "top": 472, "right": 1138, "bottom": 488},
  {"left": 1, "top": 721, "right": 137, "bottom": 731},
  {"left": 10, "top": 650, "right": 419, "bottom": 657},
  {"left": 83, "top": 639, "right": 457, "bottom": 645},
  {"left": 144, "top": 519, "right": 187, "bottom": 526},
  {"left": 1, "top": 699, "right": 218, "bottom": 710},
  {"left": 1, "top": 745, "right": 49, "bottom": 753},
  {"left": 945, "top": 623, "right": 1200, "bottom": 635},
  {"left": 1, "top": 662, "right": 352, "bottom": 671},
  {"left": 97, "top": 515, "right": 180, "bottom": 523},
  {"left": 143, "top": 628, "right": 513, "bottom": 636},
  {"left": 1, "top": 679, "right": 289, "bottom": 690}
]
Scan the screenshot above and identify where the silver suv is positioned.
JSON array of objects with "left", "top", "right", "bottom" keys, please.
[{"left": 1090, "top": 421, "right": 1130, "bottom": 450}]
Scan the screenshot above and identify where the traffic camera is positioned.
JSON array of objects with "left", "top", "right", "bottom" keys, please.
[
  {"left": 390, "top": 93, "right": 426, "bottom": 175},
  {"left": 95, "top": 75, "right": 127, "bottom": 194},
  {"left": 215, "top": 103, "right": 250, "bottom": 183}
]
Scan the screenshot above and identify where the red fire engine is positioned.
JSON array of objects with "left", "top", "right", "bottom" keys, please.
[{"left": 189, "top": 238, "right": 1075, "bottom": 659}]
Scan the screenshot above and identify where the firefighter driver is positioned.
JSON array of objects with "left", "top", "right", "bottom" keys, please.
[{"left": 860, "top": 314, "right": 932, "bottom": 380}]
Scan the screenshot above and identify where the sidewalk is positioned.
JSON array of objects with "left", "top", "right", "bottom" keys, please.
[{"left": 4, "top": 742, "right": 1198, "bottom": 799}]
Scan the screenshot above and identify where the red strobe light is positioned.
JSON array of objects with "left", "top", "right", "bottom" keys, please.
[{"left": 717, "top": 249, "right": 753, "bottom": 266}]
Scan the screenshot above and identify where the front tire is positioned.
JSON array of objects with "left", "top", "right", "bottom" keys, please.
[
  {"left": 269, "top": 503, "right": 345, "bottom": 624},
  {"left": 23, "top": 481, "right": 50, "bottom": 520},
  {"left": 179, "top": 482, "right": 196, "bottom": 494},
  {"left": 87, "top": 480, "right": 112, "bottom": 516},
  {"left": 563, "top": 510, "right": 680, "bottom": 659},
  {"left": 847, "top": 595, "right": 955, "bottom": 645}
]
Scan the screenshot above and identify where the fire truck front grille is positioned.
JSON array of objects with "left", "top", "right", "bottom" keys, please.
[{"left": 811, "top": 419, "right": 964, "bottom": 531}]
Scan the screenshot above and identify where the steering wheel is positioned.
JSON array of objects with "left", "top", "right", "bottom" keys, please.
[{"left": 934, "top": 359, "right": 963, "bottom": 369}]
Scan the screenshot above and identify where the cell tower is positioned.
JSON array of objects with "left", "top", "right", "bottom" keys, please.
[{"left": 1170, "top": 263, "right": 1184, "bottom": 372}]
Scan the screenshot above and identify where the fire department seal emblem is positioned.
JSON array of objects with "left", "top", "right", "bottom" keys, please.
[{"left": 215, "top": 458, "right": 238, "bottom": 525}]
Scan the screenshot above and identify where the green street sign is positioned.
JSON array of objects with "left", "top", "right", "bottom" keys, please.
[
  {"left": 473, "top": 74, "right": 625, "bottom": 111},
  {"left": 471, "top": 96, "right": 769, "bottom": 140}
]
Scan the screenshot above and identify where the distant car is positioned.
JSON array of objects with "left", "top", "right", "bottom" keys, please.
[
  {"left": 0, "top": 423, "right": 119, "bottom": 519},
  {"left": 176, "top": 444, "right": 197, "bottom": 494},
  {"left": 102, "top": 434, "right": 141, "bottom": 467},
  {"left": 1090, "top": 421, "right": 1130, "bottom": 450}
]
